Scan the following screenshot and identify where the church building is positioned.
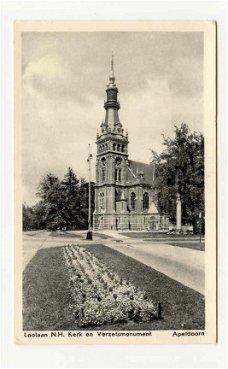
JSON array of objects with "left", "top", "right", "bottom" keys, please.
[{"left": 93, "top": 55, "right": 169, "bottom": 231}]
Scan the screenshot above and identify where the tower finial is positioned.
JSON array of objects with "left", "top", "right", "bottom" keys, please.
[{"left": 109, "top": 50, "right": 115, "bottom": 84}]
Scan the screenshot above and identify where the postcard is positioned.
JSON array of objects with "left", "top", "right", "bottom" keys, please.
[{"left": 14, "top": 20, "right": 216, "bottom": 344}]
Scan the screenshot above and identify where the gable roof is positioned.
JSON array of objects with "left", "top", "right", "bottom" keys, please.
[
  {"left": 127, "top": 160, "right": 155, "bottom": 185},
  {"left": 148, "top": 201, "right": 159, "bottom": 214}
]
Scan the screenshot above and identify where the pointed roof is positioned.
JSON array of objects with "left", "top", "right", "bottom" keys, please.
[
  {"left": 108, "top": 50, "right": 115, "bottom": 87},
  {"left": 103, "top": 52, "right": 122, "bottom": 132},
  {"left": 148, "top": 202, "right": 159, "bottom": 214},
  {"left": 121, "top": 191, "right": 126, "bottom": 200}
]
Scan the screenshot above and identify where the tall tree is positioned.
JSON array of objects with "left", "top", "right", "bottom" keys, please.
[
  {"left": 36, "top": 173, "right": 67, "bottom": 230},
  {"left": 77, "top": 179, "right": 95, "bottom": 229},
  {"left": 61, "top": 167, "right": 80, "bottom": 229},
  {"left": 151, "top": 123, "right": 204, "bottom": 233},
  {"left": 36, "top": 173, "right": 60, "bottom": 202},
  {"left": 22, "top": 203, "right": 35, "bottom": 230},
  {"left": 32, "top": 201, "right": 47, "bottom": 229},
  {"left": 23, "top": 169, "right": 95, "bottom": 231}
]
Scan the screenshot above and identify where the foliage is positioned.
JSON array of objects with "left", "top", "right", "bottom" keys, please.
[
  {"left": 151, "top": 123, "right": 204, "bottom": 233},
  {"left": 23, "top": 168, "right": 94, "bottom": 231}
]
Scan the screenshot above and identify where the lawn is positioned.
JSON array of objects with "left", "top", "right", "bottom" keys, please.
[
  {"left": 165, "top": 241, "right": 205, "bottom": 251},
  {"left": 93, "top": 232, "right": 113, "bottom": 239},
  {"left": 50, "top": 230, "right": 82, "bottom": 238},
  {"left": 142, "top": 239, "right": 205, "bottom": 251},
  {"left": 23, "top": 246, "right": 77, "bottom": 330},
  {"left": 121, "top": 232, "right": 204, "bottom": 240},
  {"left": 23, "top": 244, "right": 204, "bottom": 331}
]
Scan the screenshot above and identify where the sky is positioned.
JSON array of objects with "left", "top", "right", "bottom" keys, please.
[{"left": 22, "top": 31, "right": 203, "bottom": 205}]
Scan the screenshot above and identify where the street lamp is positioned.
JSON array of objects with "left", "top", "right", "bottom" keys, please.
[
  {"left": 86, "top": 144, "right": 93, "bottom": 240},
  {"left": 199, "top": 211, "right": 202, "bottom": 243}
]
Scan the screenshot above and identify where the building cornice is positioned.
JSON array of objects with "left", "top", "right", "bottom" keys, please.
[{"left": 95, "top": 183, "right": 152, "bottom": 189}]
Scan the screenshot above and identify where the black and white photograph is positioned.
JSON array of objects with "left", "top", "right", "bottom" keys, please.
[{"left": 14, "top": 20, "right": 216, "bottom": 344}]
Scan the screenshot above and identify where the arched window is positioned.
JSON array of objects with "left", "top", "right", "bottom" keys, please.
[
  {"left": 115, "top": 169, "right": 121, "bottom": 181},
  {"left": 101, "top": 157, "right": 106, "bottom": 166},
  {"left": 113, "top": 143, "right": 116, "bottom": 151},
  {"left": 102, "top": 168, "right": 106, "bottom": 181},
  {"left": 101, "top": 158, "right": 106, "bottom": 182},
  {"left": 115, "top": 189, "right": 121, "bottom": 201},
  {"left": 115, "top": 169, "right": 118, "bottom": 181},
  {"left": 143, "top": 192, "right": 149, "bottom": 210},
  {"left": 114, "top": 158, "right": 122, "bottom": 182},
  {"left": 121, "top": 145, "right": 124, "bottom": 152},
  {"left": 117, "top": 144, "right": 120, "bottom": 151},
  {"left": 99, "top": 192, "right": 105, "bottom": 210},
  {"left": 131, "top": 192, "right": 136, "bottom": 210}
]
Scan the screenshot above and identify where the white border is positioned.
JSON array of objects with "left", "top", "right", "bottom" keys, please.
[{"left": 1, "top": 1, "right": 227, "bottom": 368}]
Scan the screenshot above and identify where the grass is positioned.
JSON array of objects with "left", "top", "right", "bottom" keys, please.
[
  {"left": 142, "top": 239, "right": 205, "bottom": 251},
  {"left": 23, "top": 244, "right": 205, "bottom": 331},
  {"left": 121, "top": 232, "right": 204, "bottom": 240},
  {"left": 93, "top": 232, "right": 113, "bottom": 239},
  {"left": 165, "top": 241, "right": 205, "bottom": 251},
  {"left": 23, "top": 246, "right": 77, "bottom": 330},
  {"left": 50, "top": 230, "right": 82, "bottom": 238}
]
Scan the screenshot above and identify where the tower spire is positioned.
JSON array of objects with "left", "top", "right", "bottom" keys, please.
[
  {"left": 109, "top": 50, "right": 115, "bottom": 86},
  {"left": 102, "top": 52, "right": 123, "bottom": 132}
]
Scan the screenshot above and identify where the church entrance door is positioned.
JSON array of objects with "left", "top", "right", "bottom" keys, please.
[
  {"left": 99, "top": 216, "right": 104, "bottom": 230},
  {"left": 149, "top": 216, "right": 156, "bottom": 231}
]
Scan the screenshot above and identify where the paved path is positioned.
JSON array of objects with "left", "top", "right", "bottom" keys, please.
[
  {"left": 23, "top": 231, "right": 85, "bottom": 269},
  {"left": 23, "top": 230, "right": 105, "bottom": 269},
  {"left": 96, "top": 230, "right": 204, "bottom": 294},
  {"left": 102, "top": 239, "right": 204, "bottom": 294}
]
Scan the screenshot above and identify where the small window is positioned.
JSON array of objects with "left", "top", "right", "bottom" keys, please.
[
  {"left": 122, "top": 145, "right": 124, "bottom": 152},
  {"left": 131, "top": 192, "right": 136, "bottom": 210},
  {"left": 143, "top": 192, "right": 149, "bottom": 210},
  {"left": 115, "top": 157, "right": 122, "bottom": 166},
  {"left": 102, "top": 168, "right": 106, "bottom": 181},
  {"left": 115, "top": 169, "right": 121, "bottom": 182},
  {"left": 115, "top": 169, "right": 118, "bottom": 181},
  {"left": 99, "top": 192, "right": 105, "bottom": 210},
  {"left": 101, "top": 157, "right": 106, "bottom": 166},
  {"left": 117, "top": 144, "right": 120, "bottom": 151},
  {"left": 113, "top": 143, "right": 116, "bottom": 151}
]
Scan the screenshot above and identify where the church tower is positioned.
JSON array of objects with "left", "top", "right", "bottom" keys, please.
[
  {"left": 93, "top": 53, "right": 129, "bottom": 230},
  {"left": 93, "top": 54, "right": 169, "bottom": 231}
]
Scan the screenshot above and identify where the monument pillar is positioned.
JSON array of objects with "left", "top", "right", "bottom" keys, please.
[{"left": 176, "top": 193, "right": 182, "bottom": 231}]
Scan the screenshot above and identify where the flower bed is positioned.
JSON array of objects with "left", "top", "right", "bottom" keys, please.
[{"left": 63, "top": 245, "right": 157, "bottom": 328}]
